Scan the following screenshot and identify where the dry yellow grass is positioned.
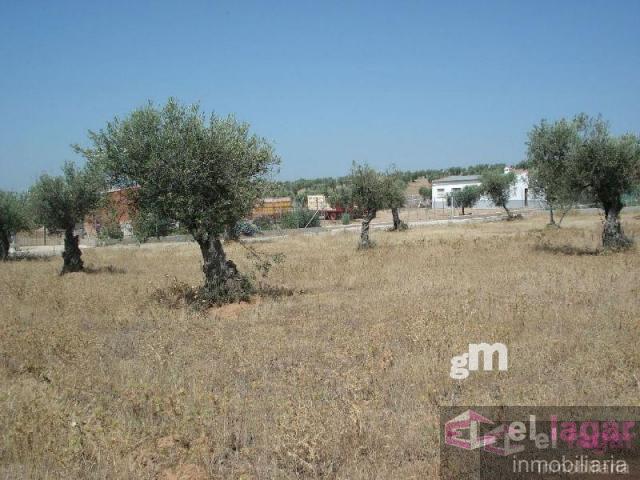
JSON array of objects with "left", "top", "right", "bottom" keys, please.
[{"left": 1, "top": 211, "right": 639, "bottom": 479}]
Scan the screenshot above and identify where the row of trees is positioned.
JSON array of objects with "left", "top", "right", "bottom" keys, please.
[
  {"left": 0, "top": 99, "right": 281, "bottom": 305},
  {"left": 347, "top": 163, "right": 408, "bottom": 249},
  {"left": 527, "top": 114, "right": 640, "bottom": 249},
  {"left": 1, "top": 102, "right": 638, "bottom": 307},
  {"left": 419, "top": 172, "right": 517, "bottom": 217},
  {"left": 0, "top": 163, "right": 104, "bottom": 272},
  {"left": 265, "top": 164, "right": 507, "bottom": 206}
]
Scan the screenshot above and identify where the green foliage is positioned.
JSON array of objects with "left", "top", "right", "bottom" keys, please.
[
  {"left": 527, "top": 117, "right": 585, "bottom": 214},
  {"left": 341, "top": 213, "right": 351, "bottom": 225},
  {"left": 262, "top": 164, "right": 505, "bottom": 207},
  {"left": 98, "top": 218, "right": 124, "bottom": 240},
  {"left": 569, "top": 115, "right": 640, "bottom": 212},
  {"left": 131, "top": 210, "right": 173, "bottom": 242},
  {"left": 0, "top": 191, "right": 32, "bottom": 259},
  {"left": 30, "top": 162, "right": 103, "bottom": 232},
  {"left": 253, "top": 215, "right": 276, "bottom": 231},
  {"left": 452, "top": 185, "right": 482, "bottom": 213},
  {"left": 418, "top": 186, "right": 432, "bottom": 200},
  {"left": 0, "top": 191, "right": 31, "bottom": 236},
  {"left": 280, "top": 209, "right": 320, "bottom": 229},
  {"left": 76, "top": 98, "right": 279, "bottom": 302},
  {"left": 326, "top": 183, "right": 354, "bottom": 209},
  {"left": 231, "top": 220, "right": 260, "bottom": 238},
  {"left": 350, "top": 162, "right": 387, "bottom": 213},
  {"left": 481, "top": 171, "right": 516, "bottom": 214},
  {"left": 76, "top": 98, "right": 279, "bottom": 241},
  {"left": 381, "top": 169, "right": 407, "bottom": 209},
  {"left": 623, "top": 184, "right": 640, "bottom": 206}
]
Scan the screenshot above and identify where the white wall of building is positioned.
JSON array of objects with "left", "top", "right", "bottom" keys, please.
[
  {"left": 431, "top": 179, "right": 482, "bottom": 209},
  {"left": 431, "top": 168, "right": 544, "bottom": 210}
]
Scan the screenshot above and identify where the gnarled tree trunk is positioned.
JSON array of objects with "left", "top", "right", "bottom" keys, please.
[
  {"left": 548, "top": 206, "right": 556, "bottom": 226},
  {"left": 390, "top": 207, "right": 408, "bottom": 231},
  {"left": 602, "top": 201, "right": 632, "bottom": 250},
  {"left": 0, "top": 231, "right": 10, "bottom": 261},
  {"left": 359, "top": 209, "right": 376, "bottom": 249},
  {"left": 196, "top": 233, "right": 252, "bottom": 304},
  {"left": 62, "top": 226, "right": 83, "bottom": 274}
]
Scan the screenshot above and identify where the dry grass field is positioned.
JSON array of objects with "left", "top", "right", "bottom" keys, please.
[{"left": 1, "top": 211, "right": 639, "bottom": 479}]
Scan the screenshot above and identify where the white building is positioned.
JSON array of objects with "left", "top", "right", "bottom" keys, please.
[
  {"left": 307, "top": 194, "right": 330, "bottom": 210},
  {"left": 431, "top": 167, "right": 543, "bottom": 210}
]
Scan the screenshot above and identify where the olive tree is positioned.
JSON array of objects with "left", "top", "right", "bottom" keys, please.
[
  {"left": 481, "top": 171, "right": 516, "bottom": 218},
  {"left": 350, "top": 162, "right": 386, "bottom": 249},
  {"left": 527, "top": 118, "right": 584, "bottom": 226},
  {"left": 77, "top": 99, "right": 279, "bottom": 303},
  {"left": 569, "top": 115, "right": 640, "bottom": 250},
  {"left": 0, "top": 191, "right": 31, "bottom": 260},
  {"left": 452, "top": 185, "right": 482, "bottom": 215},
  {"left": 418, "top": 186, "right": 432, "bottom": 206},
  {"left": 326, "top": 183, "right": 354, "bottom": 211},
  {"left": 30, "top": 162, "right": 103, "bottom": 273},
  {"left": 383, "top": 170, "right": 408, "bottom": 231}
]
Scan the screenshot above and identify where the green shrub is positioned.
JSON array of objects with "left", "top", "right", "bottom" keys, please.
[
  {"left": 280, "top": 209, "right": 320, "bottom": 229},
  {"left": 98, "top": 219, "right": 124, "bottom": 240},
  {"left": 131, "top": 211, "right": 173, "bottom": 242},
  {"left": 253, "top": 215, "right": 276, "bottom": 231},
  {"left": 230, "top": 220, "right": 260, "bottom": 238}
]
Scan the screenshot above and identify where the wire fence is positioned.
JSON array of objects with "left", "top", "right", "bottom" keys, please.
[{"left": 15, "top": 229, "right": 65, "bottom": 247}]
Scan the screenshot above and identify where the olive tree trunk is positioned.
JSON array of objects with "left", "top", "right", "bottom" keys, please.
[
  {"left": 390, "top": 207, "right": 407, "bottom": 231},
  {"left": 0, "top": 231, "right": 10, "bottom": 261},
  {"left": 602, "top": 201, "right": 632, "bottom": 250},
  {"left": 61, "top": 227, "right": 83, "bottom": 274},
  {"left": 548, "top": 206, "right": 556, "bottom": 226},
  {"left": 359, "top": 209, "right": 377, "bottom": 249},
  {"left": 196, "top": 233, "right": 252, "bottom": 303}
]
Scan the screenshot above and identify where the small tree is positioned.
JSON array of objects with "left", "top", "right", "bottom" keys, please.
[
  {"left": 452, "top": 185, "right": 482, "bottom": 215},
  {"left": 481, "top": 171, "right": 516, "bottom": 218},
  {"left": 350, "top": 162, "right": 386, "bottom": 249},
  {"left": 383, "top": 170, "right": 408, "bottom": 231},
  {"left": 327, "top": 183, "right": 353, "bottom": 211},
  {"left": 131, "top": 210, "right": 173, "bottom": 242},
  {"left": 30, "top": 162, "right": 103, "bottom": 273},
  {"left": 569, "top": 115, "right": 640, "bottom": 250},
  {"left": 527, "top": 118, "right": 584, "bottom": 226},
  {"left": 0, "top": 191, "right": 31, "bottom": 260},
  {"left": 418, "top": 186, "right": 432, "bottom": 205},
  {"left": 78, "top": 99, "right": 279, "bottom": 303}
]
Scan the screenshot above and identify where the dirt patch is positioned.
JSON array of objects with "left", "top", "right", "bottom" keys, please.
[
  {"left": 160, "top": 464, "right": 208, "bottom": 480},
  {"left": 209, "top": 296, "right": 261, "bottom": 320}
]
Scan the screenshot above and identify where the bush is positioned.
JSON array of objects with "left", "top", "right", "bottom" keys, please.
[
  {"left": 253, "top": 215, "right": 276, "bottom": 231},
  {"left": 98, "top": 219, "right": 124, "bottom": 240},
  {"left": 280, "top": 209, "right": 320, "bottom": 229},
  {"left": 131, "top": 211, "right": 173, "bottom": 242},
  {"left": 341, "top": 213, "right": 351, "bottom": 225},
  {"left": 231, "top": 220, "right": 260, "bottom": 238}
]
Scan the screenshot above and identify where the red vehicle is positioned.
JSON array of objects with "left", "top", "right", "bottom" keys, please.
[{"left": 322, "top": 207, "right": 345, "bottom": 220}]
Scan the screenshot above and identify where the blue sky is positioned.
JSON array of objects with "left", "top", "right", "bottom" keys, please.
[{"left": 1, "top": 0, "right": 639, "bottom": 190}]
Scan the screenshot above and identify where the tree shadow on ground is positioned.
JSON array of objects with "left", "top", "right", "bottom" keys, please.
[
  {"left": 533, "top": 242, "right": 602, "bottom": 256},
  {"left": 84, "top": 265, "right": 127, "bottom": 274},
  {"left": 4, "top": 253, "right": 53, "bottom": 262},
  {"left": 256, "top": 282, "right": 295, "bottom": 299}
]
